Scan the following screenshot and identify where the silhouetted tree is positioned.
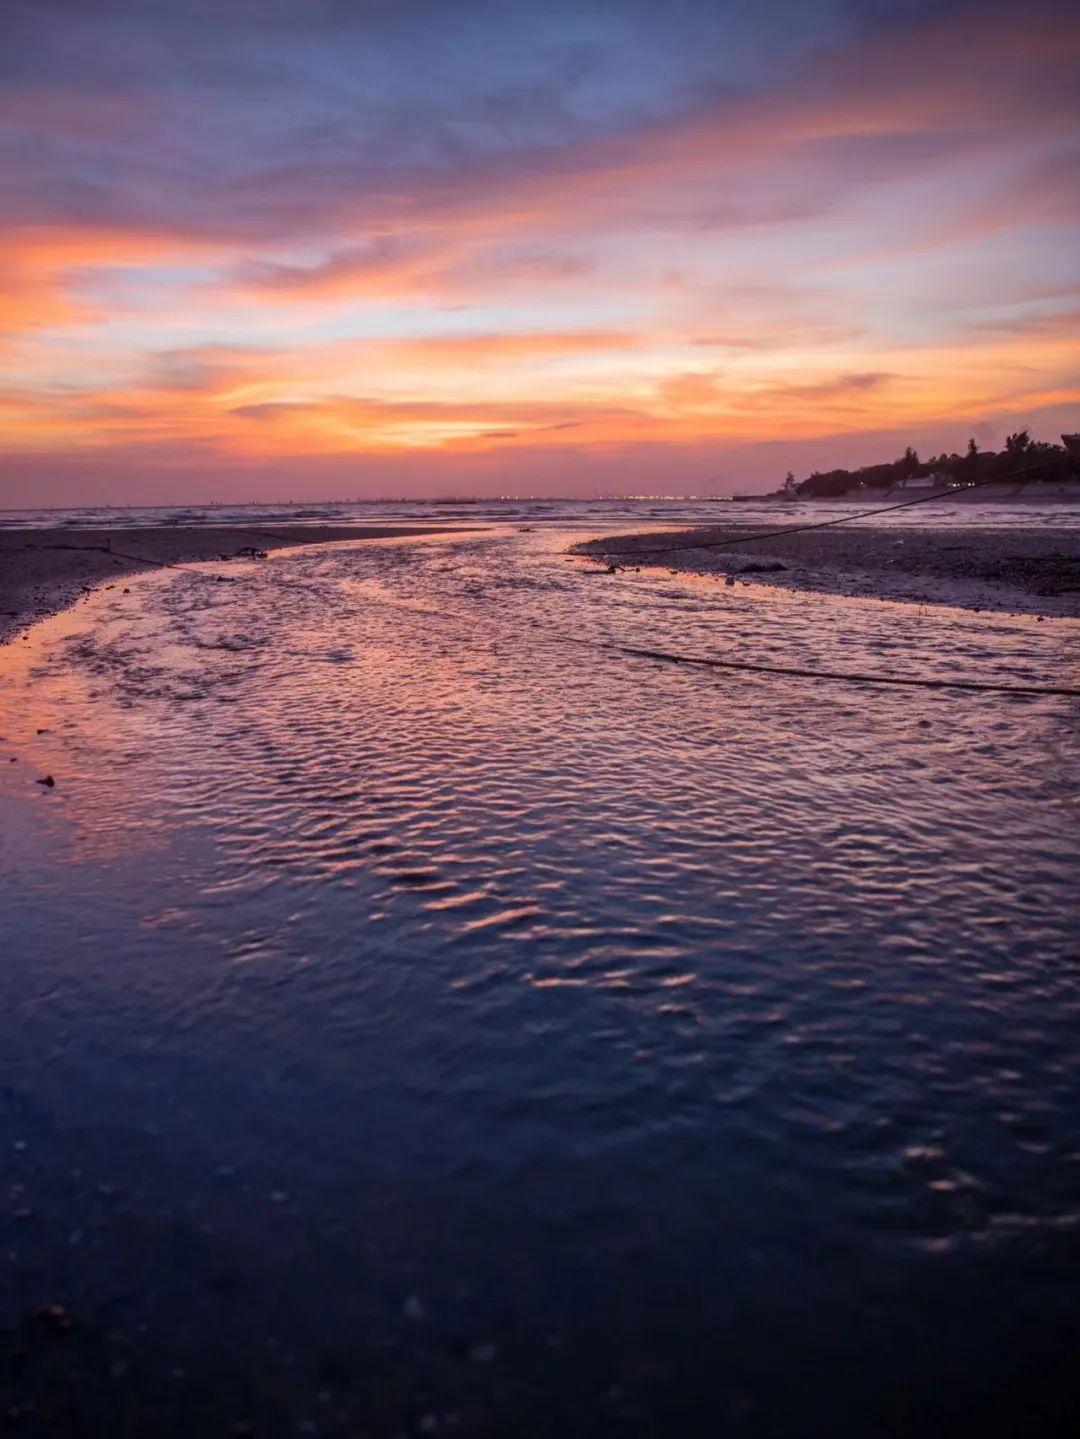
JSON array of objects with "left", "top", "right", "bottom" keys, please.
[
  {"left": 792, "top": 429, "right": 1077, "bottom": 496},
  {"left": 899, "top": 446, "right": 921, "bottom": 479}
]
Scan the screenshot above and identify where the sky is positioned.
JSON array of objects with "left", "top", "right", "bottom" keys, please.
[{"left": 1, "top": 0, "right": 1078, "bottom": 504}]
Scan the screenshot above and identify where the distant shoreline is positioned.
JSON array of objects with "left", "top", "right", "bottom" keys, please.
[
  {"left": 0, "top": 524, "right": 471, "bottom": 644},
  {"left": 574, "top": 522, "right": 1080, "bottom": 617},
  {"left": 733, "top": 482, "right": 1080, "bottom": 505}
]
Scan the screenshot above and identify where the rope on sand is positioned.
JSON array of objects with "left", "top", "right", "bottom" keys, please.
[
  {"left": 17, "top": 526, "right": 462, "bottom": 578},
  {"left": 602, "top": 643, "right": 1079, "bottom": 698},
  {"left": 18, "top": 539, "right": 264, "bottom": 576},
  {"left": 583, "top": 459, "right": 1063, "bottom": 560},
  {"left": 577, "top": 459, "right": 1076, "bottom": 697}
]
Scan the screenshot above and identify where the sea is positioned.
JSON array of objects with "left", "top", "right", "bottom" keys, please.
[
  {"left": 2, "top": 492, "right": 1080, "bottom": 532},
  {"left": 1, "top": 502, "right": 1077, "bottom": 1436}
]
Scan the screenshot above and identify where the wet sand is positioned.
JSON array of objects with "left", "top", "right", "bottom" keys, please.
[
  {"left": 574, "top": 523, "right": 1080, "bottom": 618},
  {"left": 0, "top": 525, "right": 470, "bottom": 643}
]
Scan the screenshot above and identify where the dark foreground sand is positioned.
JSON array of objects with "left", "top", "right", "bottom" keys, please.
[
  {"left": 0, "top": 524, "right": 469, "bottom": 642},
  {"left": 574, "top": 523, "right": 1080, "bottom": 618}
]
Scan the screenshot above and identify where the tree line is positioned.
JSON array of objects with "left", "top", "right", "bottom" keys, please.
[{"left": 791, "top": 432, "right": 1078, "bottom": 499}]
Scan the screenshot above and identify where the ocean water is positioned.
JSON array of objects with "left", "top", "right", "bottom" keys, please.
[
  {"left": 2, "top": 493, "right": 1079, "bottom": 533},
  {"left": 1, "top": 522, "right": 1078, "bottom": 1437}
]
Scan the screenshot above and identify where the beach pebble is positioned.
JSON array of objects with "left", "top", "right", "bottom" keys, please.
[
  {"left": 469, "top": 1341, "right": 497, "bottom": 1363},
  {"left": 403, "top": 1294, "right": 426, "bottom": 1321}
]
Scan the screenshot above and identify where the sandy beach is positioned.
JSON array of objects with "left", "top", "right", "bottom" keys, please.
[
  {"left": 0, "top": 524, "right": 469, "bottom": 643},
  {"left": 575, "top": 522, "right": 1080, "bottom": 618}
]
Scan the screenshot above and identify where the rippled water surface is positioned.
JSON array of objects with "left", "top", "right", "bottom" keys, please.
[{"left": 2, "top": 527, "right": 1078, "bottom": 1437}]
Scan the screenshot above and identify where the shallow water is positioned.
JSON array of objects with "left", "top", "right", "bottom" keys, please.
[{"left": 2, "top": 527, "right": 1078, "bottom": 1437}]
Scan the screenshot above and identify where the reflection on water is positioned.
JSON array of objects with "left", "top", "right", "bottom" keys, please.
[{"left": 1, "top": 528, "right": 1078, "bottom": 1437}]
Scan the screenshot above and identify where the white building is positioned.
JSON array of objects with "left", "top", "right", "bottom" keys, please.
[{"left": 896, "top": 471, "right": 951, "bottom": 489}]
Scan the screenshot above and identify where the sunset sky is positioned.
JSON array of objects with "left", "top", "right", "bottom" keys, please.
[{"left": 1, "top": 0, "right": 1078, "bottom": 504}]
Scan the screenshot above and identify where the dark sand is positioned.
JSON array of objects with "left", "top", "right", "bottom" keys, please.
[
  {"left": 574, "top": 523, "right": 1080, "bottom": 617},
  {"left": 0, "top": 525, "right": 470, "bottom": 642}
]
